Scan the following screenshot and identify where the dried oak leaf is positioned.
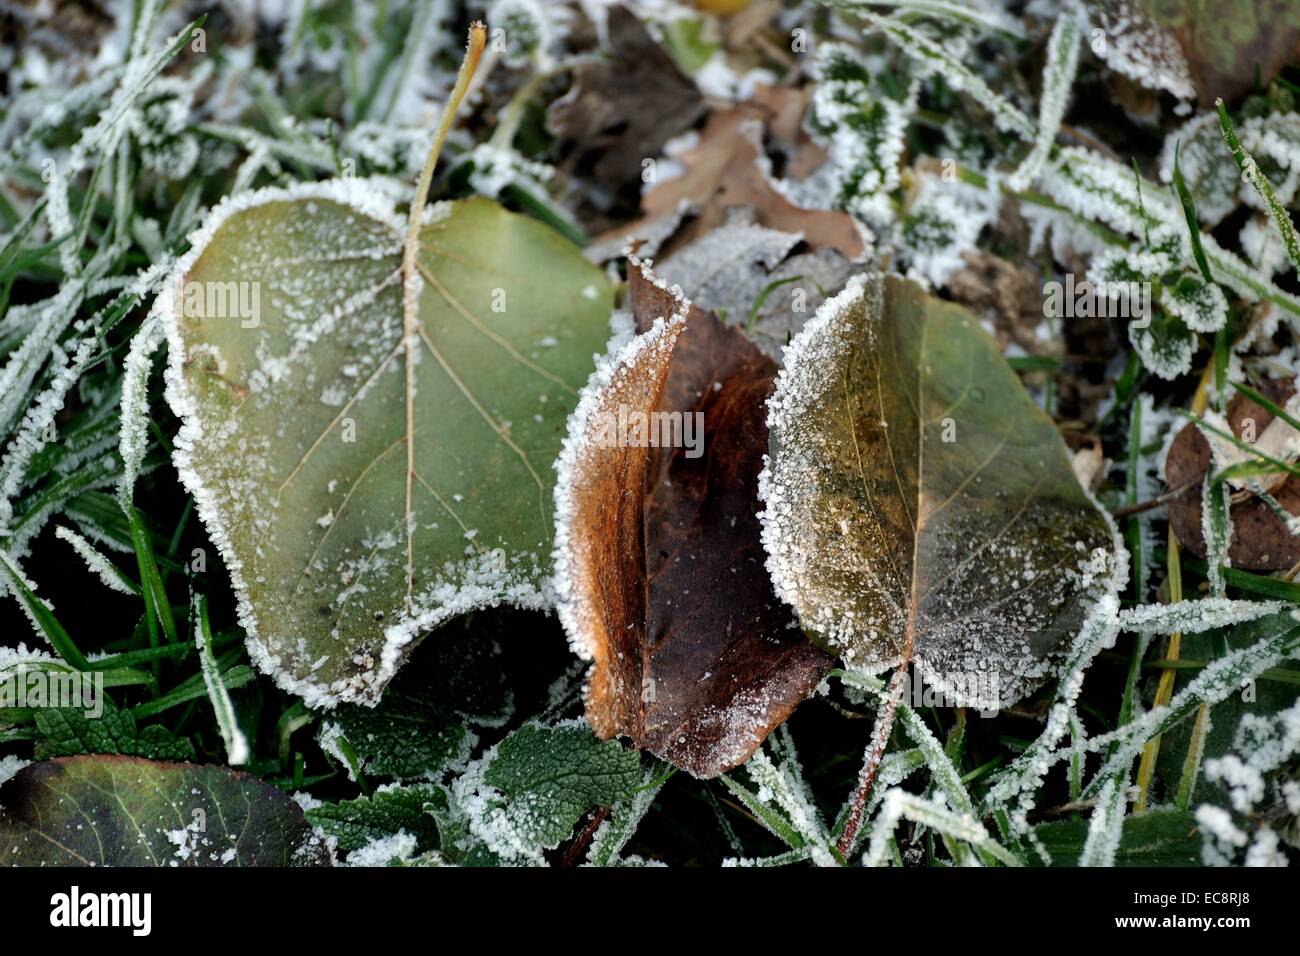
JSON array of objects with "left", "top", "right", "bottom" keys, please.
[
  {"left": 554, "top": 258, "right": 832, "bottom": 777},
  {"left": 547, "top": 5, "right": 705, "bottom": 224},
  {"left": 589, "top": 100, "right": 865, "bottom": 263},
  {"left": 1165, "top": 378, "right": 1300, "bottom": 570}
]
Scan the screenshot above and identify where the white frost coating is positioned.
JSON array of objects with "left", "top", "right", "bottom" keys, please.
[
  {"left": 118, "top": 306, "right": 166, "bottom": 507},
  {"left": 863, "top": 789, "right": 1015, "bottom": 867},
  {"left": 1007, "top": 14, "right": 1080, "bottom": 193},
  {"left": 0, "top": 754, "right": 29, "bottom": 787},
  {"left": 344, "top": 831, "right": 417, "bottom": 867},
  {"left": 759, "top": 273, "right": 1127, "bottom": 714},
  {"left": 54, "top": 526, "right": 136, "bottom": 595},
  {"left": 745, "top": 747, "right": 835, "bottom": 866},
  {"left": 1117, "top": 599, "right": 1287, "bottom": 635},
  {"left": 195, "top": 596, "right": 250, "bottom": 766},
  {"left": 1078, "top": 778, "right": 1127, "bottom": 867},
  {"left": 552, "top": 254, "right": 689, "bottom": 663},
  {"left": 158, "top": 178, "right": 553, "bottom": 708},
  {"left": 1082, "top": 0, "right": 1195, "bottom": 102},
  {"left": 869, "top": 14, "right": 1035, "bottom": 140}
]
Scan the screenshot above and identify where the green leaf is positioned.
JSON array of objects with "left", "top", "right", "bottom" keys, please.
[
  {"left": 759, "top": 275, "right": 1122, "bottom": 709},
  {"left": 162, "top": 183, "right": 613, "bottom": 706},
  {"left": 0, "top": 755, "right": 332, "bottom": 866},
  {"left": 322, "top": 693, "right": 473, "bottom": 782},
  {"left": 33, "top": 699, "right": 196, "bottom": 762},
  {"left": 456, "top": 723, "right": 641, "bottom": 863},
  {"left": 1034, "top": 809, "right": 1201, "bottom": 866},
  {"left": 307, "top": 784, "right": 443, "bottom": 854}
]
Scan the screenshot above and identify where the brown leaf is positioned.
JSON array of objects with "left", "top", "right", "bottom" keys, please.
[
  {"left": 1165, "top": 378, "right": 1300, "bottom": 570},
  {"left": 591, "top": 100, "right": 865, "bottom": 263},
  {"left": 547, "top": 5, "right": 705, "bottom": 226},
  {"left": 555, "top": 257, "right": 832, "bottom": 777}
]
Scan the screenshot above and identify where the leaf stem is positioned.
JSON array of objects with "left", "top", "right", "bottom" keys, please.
[
  {"left": 837, "top": 663, "right": 908, "bottom": 857},
  {"left": 400, "top": 23, "right": 486, "bottom": 607}
]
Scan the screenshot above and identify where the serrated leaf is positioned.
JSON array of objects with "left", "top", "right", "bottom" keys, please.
[
  {"left": 0, "top": 755, "right": 331, "bottom": 866},
  {"left": 759, "top": 274, "right": 1123, "bottom": 709},
  {"left": 453, "top": 723, "right": 641, "bottom": 863},
  {"left": 161, "top": 181, "right": 613, "bottom": 706},
  {"left": 307, "top": 784, "right": 443, "bottom": 854},
  {"left": 33, "top": 698, "right": 195, "bottom": 762}
]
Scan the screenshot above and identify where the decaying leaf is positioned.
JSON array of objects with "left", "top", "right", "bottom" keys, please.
[
  {"left": 759, "top": 274, "right": 1124, "bottom": 710},
  {"left": 655, "top": 208, "right": 860, "bottom": 363},
  {"left": 0, "top": 755, "right": 332, "bottom": 866},
  {"left": 162, "top": 181, "right": 613, "bottom": 707},
  {"left": 547, "top": 4, "right": 705, "bottom": 227},
  {"left": 554, "top": 257, "right": 832, "bottom": 777},
  {"left": 1165, "top": 378, "right": 1300, "bottom": 570},
  {"left": 590, "top": 101, "right": 867, "bottom": 264}
]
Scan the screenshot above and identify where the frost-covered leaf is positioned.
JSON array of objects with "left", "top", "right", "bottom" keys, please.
[
  {"left": 0, "top": 755, "right": 332, "bottom": 866},
  {"left": 32, "top": 699, "right": 195, "bottom": 762},
  {"left": 1084, "top": 0, "right": 1196, "bottom": 101},
  {"left": 307, "top": 783, "right": 443, "bottom": 855},
  {"left": 760, "top": 274, "right": 1123, "bottom": 709},
  {"left": 450, "top": 722, "right": 640, "bottom": 864},
  {"left": 321, "top": 694, "right": 474, "bottom": 782},
  {"left": 555, "top": 258, "right": 831, "bottom": 776},
  {"left": 162, "top": 181, "right": 613, "bottom": 706}
]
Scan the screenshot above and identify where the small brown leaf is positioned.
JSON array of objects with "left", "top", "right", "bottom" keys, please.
[
  {"left": 591, "top": 101, "right": 865, "bottom": 263},
  {"left": 1165, "top": 378, "right": 1300, "bottom": 570},
  {"left": 555, "top": 258, "right": 832, "bottom": 777},
  {"left": 548, "top": 5, "right": 705, "bottom": 226}
]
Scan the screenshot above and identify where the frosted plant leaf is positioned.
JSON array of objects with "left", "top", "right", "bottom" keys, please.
[
  {"left": 653, "top": 211, "right": 859, "bottom": 362},
  {"left": 1077, "top": 777, "right": 1128, "bottom": 867},
  {"left": 862, "top": 789, "right": 1018, "bottom": 867},
  {"left": 0, "top": 755, "right": 332, "bottom": 866},
  {"left": 449, "top": 722, "right": 640, "bottom": 865},
  {"left": 828, "top": 0, "right": 1025, "bottom": 38},
  {"left": 1007, "top": 14, "right": 1080, "bottom": 193},
  {"left": 1218, "top": 101, "right": 1300, "bottom": 277},
  {"left": 1082, "top": 0, "right": 1195, "bottom": 102},
  {"left": 1158, "top": 112, "right": 1241, "bottom": 228},
  {"left": 759, "top": 274, "right": 1124, "bottom": 712},
  {"left": 585, "top": 765, "right": 665, "bottom": 867},
  {"left": 656, "top": 216, "right": 803, "bottom": 315},
  {"left": 117, "top": 307, "right": 166, "bottom": 507},
  {"left": 161, "top": 181, "right": 613, "bottom": 707},
  {"left": 899, "top": 173, "right": 1000, "bottom": 288},
  {"left": 867, "top": 14, "right": 1036, "bottom": 140},
  {"left": 194, "top": 595, "right": 249, "bottom": 766}
]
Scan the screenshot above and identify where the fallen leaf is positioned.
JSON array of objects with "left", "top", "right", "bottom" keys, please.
[
  {"left": 162, "top": 182, "right": 613, "bottom": 707},
  {"left": 655, "top": 207, "right": 859, "bottom": 361},
  {"left": 590, "top": 101, "right": 866, "bottom": 263},
  {"left": 554, "top": 257, "right": 832, "bottom": 776},
  {"left": 1165, "top": 378, "right": 1300, "bottom": 570},
  {"left": 547, "top": 4, "right": 706, "bottom": 227},
  {"left": 760, "top": 273, "right": 1123, "bottom": 710},
  {"left": 0, "top": 755, "right": 332, "bottom": 866}
]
